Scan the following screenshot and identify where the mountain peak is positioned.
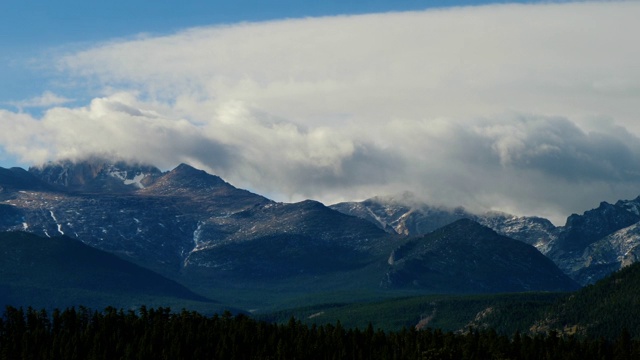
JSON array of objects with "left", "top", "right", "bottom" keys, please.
[
  {"left": 384, "top": 218, "right": 578, "bottom": 292},
  {"left": 0, "top": 166, "right": 50, "bottom": 191},
  {"left": 139, "top": 163, "right": 272, "bottom": 214},
  {"left": 430, "top": 218, "right": 505, "bottom": 244},
  {"left": 157, "top": 163, "right": 227, "bottom": 189},
  {"left": 448, "top": 217, "right": 483, "bottom": 228},
  {"left": 173, "top": 163, "right": 204, "bottom": 174},
  {"left": 28, "top": 157, "right": 162, "bottom": 192}
]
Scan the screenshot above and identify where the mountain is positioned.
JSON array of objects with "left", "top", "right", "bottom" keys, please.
[
  {"left": 330, "top": 195, "right": 558, "bottom": 251},
  {"left": 331, "top": 194, "right": 640, "bottom": 286},
  {"left": 475, "top": 213, "right": 558, "bottom": 251},
  {"left": 573, "top": 222, "right": 640, "bottom": 284},
  {"left": 0, "top": 159, "right": 394, "bottom": 298},
  {"left": 330, "top": 193, "right": 471, "bottom": 236},
  {"left": 1, "top": 161, "right": 275, "bottom": 274},
  {"left": 0, "top": 231, "right": 223, "bottom": 311},
  {"left": 0, "top": 158, "right": 580, "bottom": 310},
  {"left": 545, "top": 199, "right": 640, "bottom": 284},
  {"left": 182, "top": 199, "right": 391, "bottom": 282},
  {"left": 30, "top": 157, "right": 163, "bottom": 193},
  {"left": 0, "top": 166, "right": 51, "bottom": 192},
  {"left": 382, "top": 219, "right": 578, "bottom": 293}
]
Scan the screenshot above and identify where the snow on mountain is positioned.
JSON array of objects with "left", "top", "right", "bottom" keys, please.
[
  {"left": 109, "top": 170, "right": 148, "bottom": 189},
  {"left": 6, "top": 157, "right": 640, "bottom": 290},
  {"left": 544, "top": 200, "right": 640, "bottom": 285},
  {"left": 2, "top": 159, "right": 392, "bottom": 284},
  {"left": 330, "top": 196, "right": 558, "bottom": 252},
  {"left": 29, "top": 157, "right": 162, "bottom": 193},
  {"left": 616, "top": 196, "right": 640, "bottom": 216},
  {"left": 475, "top": 213, "right": 558, "bottom": 253},
  {"left": 572, "top": 222, "right": 640, "bottom": 284}
]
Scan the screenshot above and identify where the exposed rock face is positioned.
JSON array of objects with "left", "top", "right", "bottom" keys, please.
[
  {"left": 544, "top": 201, "right": 640, "bottom": 284},
  {"left": 330, "top": 194, "right": 470, "bottom": 236},
  {"left": 330, "top": 195, "right": 558, "bottom": 251},
  {"left": 571, "top": 222, "right": 640, "bottom": 285},
  {"left": 29, "top": 158, "right": 163, "bottom": 193},
  {"left": 475, "top": 213, "right": 558, "bottom": 251}
]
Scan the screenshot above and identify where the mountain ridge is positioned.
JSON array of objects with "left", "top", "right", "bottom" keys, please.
[
  {"left": 383, "top": 219, "right": 578, "bottom": 293},
  {"left": 332, "top": 193, "right": 640, "bottom": 286},
  {"left": 0, "top": 157, "right": 628, "bottom": 309}
]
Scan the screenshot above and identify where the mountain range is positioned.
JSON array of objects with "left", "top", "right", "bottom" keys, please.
[
  {"left": 332, "top": 194, "right": 640, "bottom": 285},
  {"left": 1, "top": 157, "right": 639, "bottom": 311}
]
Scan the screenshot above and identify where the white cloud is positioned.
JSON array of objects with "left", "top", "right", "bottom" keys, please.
[
  {"left": 2, "top": 1, "right": 640, "bottom": 224},
  {"left": 7, "top": 91, "right": 73, "bottom": 111},
  {"left": 57, "top": 2, "right": 640, "bottom": 128}
]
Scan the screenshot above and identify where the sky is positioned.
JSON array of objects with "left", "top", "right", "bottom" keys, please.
[{"left": 1, "top": 1, "right": 640, "bottom": 224}]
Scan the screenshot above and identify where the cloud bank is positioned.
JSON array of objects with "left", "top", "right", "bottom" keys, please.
[{"left": 1, "top": 1, "right": 640, "bottom": 224}]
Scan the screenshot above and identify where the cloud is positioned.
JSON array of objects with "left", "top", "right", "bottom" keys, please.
[
  {"left": 56, "top": 2, "right": 640, "bottom": 128},
  {"left": 6, "top": 91, "right": 73, "bottom": 111},
  {"left": 2, "top": 1, "right": 640, "bottom": 224},
  {"left": 472, "top": 116, "right": 640, "bottom": 182}
]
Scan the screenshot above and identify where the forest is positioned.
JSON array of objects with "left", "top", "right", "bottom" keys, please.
[{"left": 1, "top": 305, "right": 638, "bottom": 360}]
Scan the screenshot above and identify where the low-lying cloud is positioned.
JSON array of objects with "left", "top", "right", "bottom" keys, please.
[{"left": 1, "top": 1, "right": 640, "bottom": 224}]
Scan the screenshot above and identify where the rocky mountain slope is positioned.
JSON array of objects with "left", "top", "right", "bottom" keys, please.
[
  {"left": 0, "top": 159, "right": 393, "bottom": 289},
  {"left": 0, "top": 158, "right": 599, "bottom": 306},
  {"left": 29, "top": 157, "right": 163, "bottom": 193},
  {"left": 546, "top": 199, "right": 640, "bottom": 284},
  {"left": 330, "top": 194, "right": 557, "bottom": 250}
]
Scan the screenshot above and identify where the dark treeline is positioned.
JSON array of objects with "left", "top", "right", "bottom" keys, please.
[{"left": 1, "top": 306, "right": 638, "bottom": 360}]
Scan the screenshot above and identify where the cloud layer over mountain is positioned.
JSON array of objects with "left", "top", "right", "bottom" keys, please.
[{"left": 1, "top": 1, "right": 640, "bottom": 223}]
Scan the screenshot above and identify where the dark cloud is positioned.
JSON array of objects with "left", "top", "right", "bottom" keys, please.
[{"left": 473, "top": 116, "right": 640, "bottom": 183}]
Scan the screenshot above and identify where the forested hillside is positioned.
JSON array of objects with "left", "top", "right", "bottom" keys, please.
[
  {"left": 1, "top": 306, "right": 638, "bottom": 360},
  {"left": 536, "top": 261, "right": 640, "bottom": 339}
]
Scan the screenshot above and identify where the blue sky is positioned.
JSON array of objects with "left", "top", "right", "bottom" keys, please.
[{"left": 1, "top": 1, "right": 640, "bottom": 223}]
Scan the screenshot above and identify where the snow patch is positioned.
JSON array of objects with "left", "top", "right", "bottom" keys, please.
[
  {"left": 132, "top": 218, "right": 142, "bottom": 233},
  {"left": 109, "top": 170, "right": 146, "bottom": 189},
  {"left": 308, "top": 312, "right": 325, "bottom": 319},
  {"left": 193, "top": 222, "right": 204, "bottom": 247},
  {"left": 366, "top": 207, "right": 390, "bottom": 229},
  {"left": 50, "top": 211, "right": 64, "bottom": 235},
  {"left": 124, "top": 173, "right": 146, "bottom": 189}
]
